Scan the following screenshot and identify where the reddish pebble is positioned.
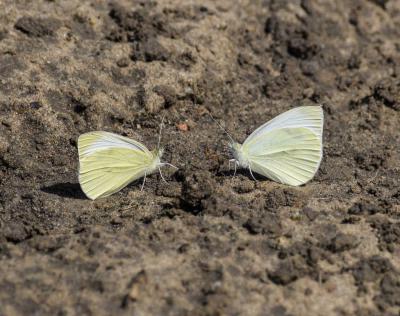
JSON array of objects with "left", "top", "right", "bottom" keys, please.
[{"left": 177, "top": 123, "right": 189, "bottom": 131}]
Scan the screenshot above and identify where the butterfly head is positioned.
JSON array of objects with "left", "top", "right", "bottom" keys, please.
[
  {"left": 153, "top": 147, "right": 164, "bottom": 165},
  {"left": 152, "top": 148, "right": 178, "bottom": 172},
  {"left": 228, "top": 141, "right": 240, "bottom": 153}
]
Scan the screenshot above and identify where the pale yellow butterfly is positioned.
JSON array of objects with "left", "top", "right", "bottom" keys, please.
[
  {"left": 78, "top": 122, "right": 177, "bottom": 200},
  {"left": 220, "top": 106, "right": 323, "bottom": 186}
]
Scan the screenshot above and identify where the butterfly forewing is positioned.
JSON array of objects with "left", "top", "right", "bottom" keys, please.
[
  {"left": 244, "top": 106, "right": 323, "bottom": 145},
  {"left": 78, "top": 132, "right": 156, "bottom": 200},
  {"left": 78, "top": 131, "right": 150, "bottom": 156}
]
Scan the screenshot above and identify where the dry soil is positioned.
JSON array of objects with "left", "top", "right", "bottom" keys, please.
[{"left": 0, "top": 0, "right": 400, "bottom": 315}]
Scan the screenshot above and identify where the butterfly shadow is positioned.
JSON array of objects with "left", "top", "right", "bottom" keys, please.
[
  {"left": 216, "top": 168, "right": 266, "bottom": 181},
  {"left": 41, "top": 182, "right": 87, "bottom": 200}
]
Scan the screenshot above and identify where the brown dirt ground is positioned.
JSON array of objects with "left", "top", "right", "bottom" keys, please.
[{"left": 0, "top": 0, "right": 400, "bottom": 315}]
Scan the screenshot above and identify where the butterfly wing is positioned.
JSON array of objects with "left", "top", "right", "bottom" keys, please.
[
  {"left": 78, "top": 132, "right": 156, "bottom": 200},
  {"left": 240, "top": 106, "right": 323, "bottom": 186},
  {"left": 244, "top": 106, "right": 323, "bottom": 144}
]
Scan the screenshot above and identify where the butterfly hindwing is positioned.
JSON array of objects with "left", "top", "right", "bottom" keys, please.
[
  {"left": 244, "top": 128, "right": 322, "bottom": 185},
  {"left": 78, "top": 132, "right": 156, "bottom": 200}
]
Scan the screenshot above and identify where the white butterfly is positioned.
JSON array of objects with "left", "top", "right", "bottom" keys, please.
[
  {"left": 226, "top": 106, "right": 323, "bottom": 186},
  {"left": 78, "top": 120, "right": 177, "bottom": 200}
]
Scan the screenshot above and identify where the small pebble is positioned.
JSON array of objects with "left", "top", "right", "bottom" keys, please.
[{"left": 177, "top": 123, "right": 189, "bottom": 132}]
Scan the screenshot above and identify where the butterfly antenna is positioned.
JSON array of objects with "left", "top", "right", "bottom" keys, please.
[
  {"left": 207, "top": 112, "right": 235, "bottom": 144},
  {"left": 157, "top": 114, "right": 166, "bottom": 150}
]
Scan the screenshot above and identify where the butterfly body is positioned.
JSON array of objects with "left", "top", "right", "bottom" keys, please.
[{"left": 228, "top": 106, "right": 324, "bottom": 186}]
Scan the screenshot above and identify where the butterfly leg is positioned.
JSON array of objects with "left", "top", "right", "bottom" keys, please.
[
  {"left": 159, "top": 167, "right": 168, "bottom": 184},
  {"left": 141, "top": 172, "right": 147, "bottom": 191},
  {"left": 248, "top": 165, "right": 257, "bottom": 181},
  {"left": 229, "top": 159, "right": 237, "bottom": 177}
]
